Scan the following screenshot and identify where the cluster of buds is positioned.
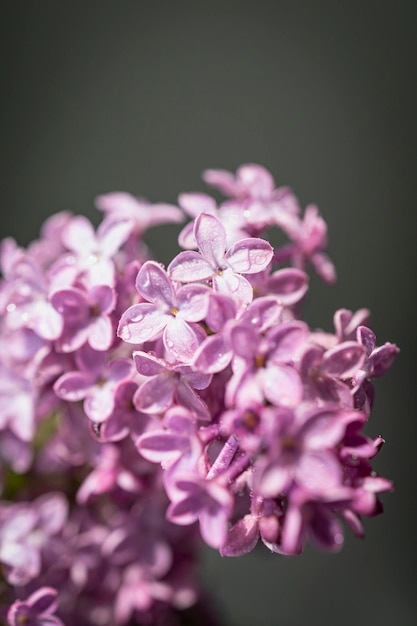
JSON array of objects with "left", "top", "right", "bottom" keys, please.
[{"left": 0, "top": 164, "right": 398, "bottom": 625}]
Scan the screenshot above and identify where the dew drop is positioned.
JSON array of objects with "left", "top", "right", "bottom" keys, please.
[
  {"left": 335, "top": 533, "right": 344, "bottom": 545},
  {"left": 6, "top": 303, "right": 16, "bottom": 313},
  {"left": 254, "top": 253, "right": 267, "bottom": 265},
  {"left": 132, "top": 314, "right": 144, "bottom": 323}
]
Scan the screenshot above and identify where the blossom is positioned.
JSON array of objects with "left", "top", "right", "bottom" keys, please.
[
  {"left": 117, "top": 261, "right": 209, "bottom": 361},
  {"left": 7, "top": 587, "right": 64, "bottom": 626},
  {"left": 0, "top": 162, "right": 399, "bottom": 624},
  {"left": 168, "top": 212, "right": 273, "bottom": 307}
]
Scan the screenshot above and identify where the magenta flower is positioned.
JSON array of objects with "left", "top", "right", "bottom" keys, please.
[
  {"left": 53, "top": 346, "right": 134, "bottom": 423},
  {"left": 166, "top": 474, "right": 234, "bottom": 549},
  {"left": 132, "top": 351, "right": 211, "bottom": 420},
  {"left": 51, "top": 283, "right": 116, "bottom": 353},
  {"left": 256, "top": 404, "right": 363, "bottom": 499},
  {"left": 0, "top": 493, "right": 68, "bottom": 586},
  {"left": 117, "top": 261, "right": 209, "bottom": 361},
  {"left": 95, "top": 191, "right": 183, "bottom": 234},
  {"left": 168, "top": 213, "right": 273, "bottom": 307},
  {"left": 7, "top": 587, "right": 64, "bottom": 626},
  {"left": 61, "top": 215, "right": 132, "bottom": 287},
  {"left": 275, "top": 204, "right": 336, "bottom": 284}
]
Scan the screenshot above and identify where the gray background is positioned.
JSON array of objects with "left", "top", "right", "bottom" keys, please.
[{"left": 1, "top": 2, "right": 416, "bottom": 625}]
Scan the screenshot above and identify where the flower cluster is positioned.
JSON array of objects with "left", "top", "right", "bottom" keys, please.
[{"left": 0, "top": 164, "right": 398, "bottom": 625}]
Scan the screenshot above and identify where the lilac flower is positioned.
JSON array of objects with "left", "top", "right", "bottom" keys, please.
[
  {"left": 0, "top": 250, "right": 63, "bottom": 341},
  {"left": 166, "top": 474, "right": 234, "bottom": 549},
  {"left": 118, "top": 261, "right": 209, "bottom": 361},
  {"left": 132, "top": 351, "right": 211, "bottom": 420},
  {"left": 168, "top": 213, "right": 273, "bottom": 307},
  {"left": 226, "top": 322, "right": 306, "bottom": 408},
  {"left": 60, "top": 215, "right": 132, "bottom": 287},
  {"left": 177, "top": 192, "right": 250, "bottom": 248},
  {"left": 53, "top": 346, "right": 134, "bottom": 423},
  {"left": 0, "top": 493, "right": 68, "bottom": 586},
  {"left": 7, "top": 587, "right": 64, "bottom": 626},
  {"left": 95, "top": 191, "right": 184, "bottom": 234},
  {"left": 256, "top": 404, "right": 363, "bottom": 499},
  {"left": 202, "top": 163, "right": 301, "bottom": 234},
  {"left": 298, "top": 340, "right": 366, "bottom": 406},
  {"left": 275, "top": 204, "right": 336, "bottom": 284},
  {"left": 51, "top": 283, "right": 116, "bottom": 353},
  {"left": 280, "top": 487, "right": 353, "bottom": 555},
  {"left": 0, "top": 163, "right": 399, "bottom": 620}
]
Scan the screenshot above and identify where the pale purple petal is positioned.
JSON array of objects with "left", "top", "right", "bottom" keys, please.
[
  {"left": 299, "top": 407, "right": 362, "bottom": 450},
  {"left": 176, "top": 284, "right": 210, "bottom": 321},
  {"left": 53, "top": 372, "right": 95, "bottom": 401},
  {"left": 168, "top": 251, "right": 214, "bottom": 282},
  {"left": 62, "top": 216, "right": 96, "bottom": 254},
  {"left": 89, "top": 316, "right": 113, "bottom": 351},
  {"left": 136, "top": 261, "right": 174, "bottom": 307},
  {"left": 258, "top": 461, "right": 292, "bottom": 497},
  {"left": 35, "top": 493, "right": 68, "bottom": 535},
  {"left": 164, "top": 318, "right": 205, "bottom": 362},
  {"left": 240, "top": 296, "right": 281, "bottom": 331},
  {"left": 261, "top": 365, "right": 303, "bottom": 407},
  {"left": 133, "top": 375, "right": 174, "bottom": 414},
  {"left": 192, "top": 333, "right": 233, "bottom": 373},
  {"left": 220, "top": 515, "right": 259, "bottom": 557},
  {"left": 321, "top": 341, "right": 366, "bottom": 378},
  {"left": 97, "top": 217, "right": 132, "bottom": 256},
  {"left": 225, "top": 238, "right": 273, "bottom": 274},
  {"left": 178, "top": 192, "right": 217, "bottom": 217},
  {"left": 268, "top": 268, "right": 309, "bottom": 305},
  {"left": 214, "top": 269, "right": 253, "bottom": 306},
  {"left": 194, "top": 213, "right": 226, "bottom": 264},
  {"left": 205, "top": 293, "right": 237, "bottom": 332},
  {"left": 117, "top": 303, "right": 167, "bottom": 344},
  {"left": 136, "top": 431, "right": 191, "bottom": 464},
  {"left": 175, "top": 379, "right": 210, "bottom": 420},
  {"left": 295, "top": 450, "right": 342, "bottom": 494},
  {"left": 268, "top": 322, "right": 309, "bottom": 363},
  {"left": 133, "top": 351, "right": 166, "bottom": 376},
  {"left": 90, "top": 284, "right": 116, "bottom": 314},
  {"left": 202, "top": 168, "right": 239, "bottom": 196},
  {"left": 84, "top": 385, "right": 115, "bottom": 422}
]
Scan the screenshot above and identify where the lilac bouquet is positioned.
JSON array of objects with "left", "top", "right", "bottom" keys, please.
[{"left": 0, "top": 164, "right": 398, "bottom": 625}]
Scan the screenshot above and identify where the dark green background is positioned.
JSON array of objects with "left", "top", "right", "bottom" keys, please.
[{"left": 1, "top": 2, "right": 416, "bottom": 625}]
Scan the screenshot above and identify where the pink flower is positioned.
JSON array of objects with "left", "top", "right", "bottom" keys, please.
[{"left": 168, "top": 213, "right": 273, "bottom": 307}]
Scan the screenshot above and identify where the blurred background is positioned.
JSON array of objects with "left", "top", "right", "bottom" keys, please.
[{"left": 1, "top": 1, "right": 416, "bottom": 624}]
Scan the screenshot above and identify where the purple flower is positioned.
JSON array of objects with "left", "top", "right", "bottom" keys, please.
[
  {"left": 132, "top": 351, "right": 211, "bottom": 420},
  {"left": 168, "top": 213, "right": 273, "bottom": 307},
  {"left": 256, "top": 404, "right": 363, "bottom": 499},
  {"left": 118, "top": 261, "right": 209, "bottom": 361},
  {"left": 61, "top": 215, "right": 132, "bottom": 287},
  {"left": 51, "top": 283, "right": 116, "bottom": 353},
  {"left": 53, "top": 346, "right": 134, "bottom": 423},
  {"left": 7, "top": 587, "right": 64, "bottom": 626},
  {"left": 275, "top": 204, "right": 336, "bottom": 284},
  {"left": 166, "top": 474, "right": 234, "bottom": 549},
  {"left": 0, "top": 493, "right": 68, "bottom": 586},
  {"left": 95, "top": 192, "right": 183, "bottom": 234}
]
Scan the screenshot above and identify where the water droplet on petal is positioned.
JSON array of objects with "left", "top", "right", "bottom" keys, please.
[
  {"left": 132, "top": 313, "right": 144, "bottom": 323},
  {"left": 6, "top": 303, "right": 16, "bottom": 313}
]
